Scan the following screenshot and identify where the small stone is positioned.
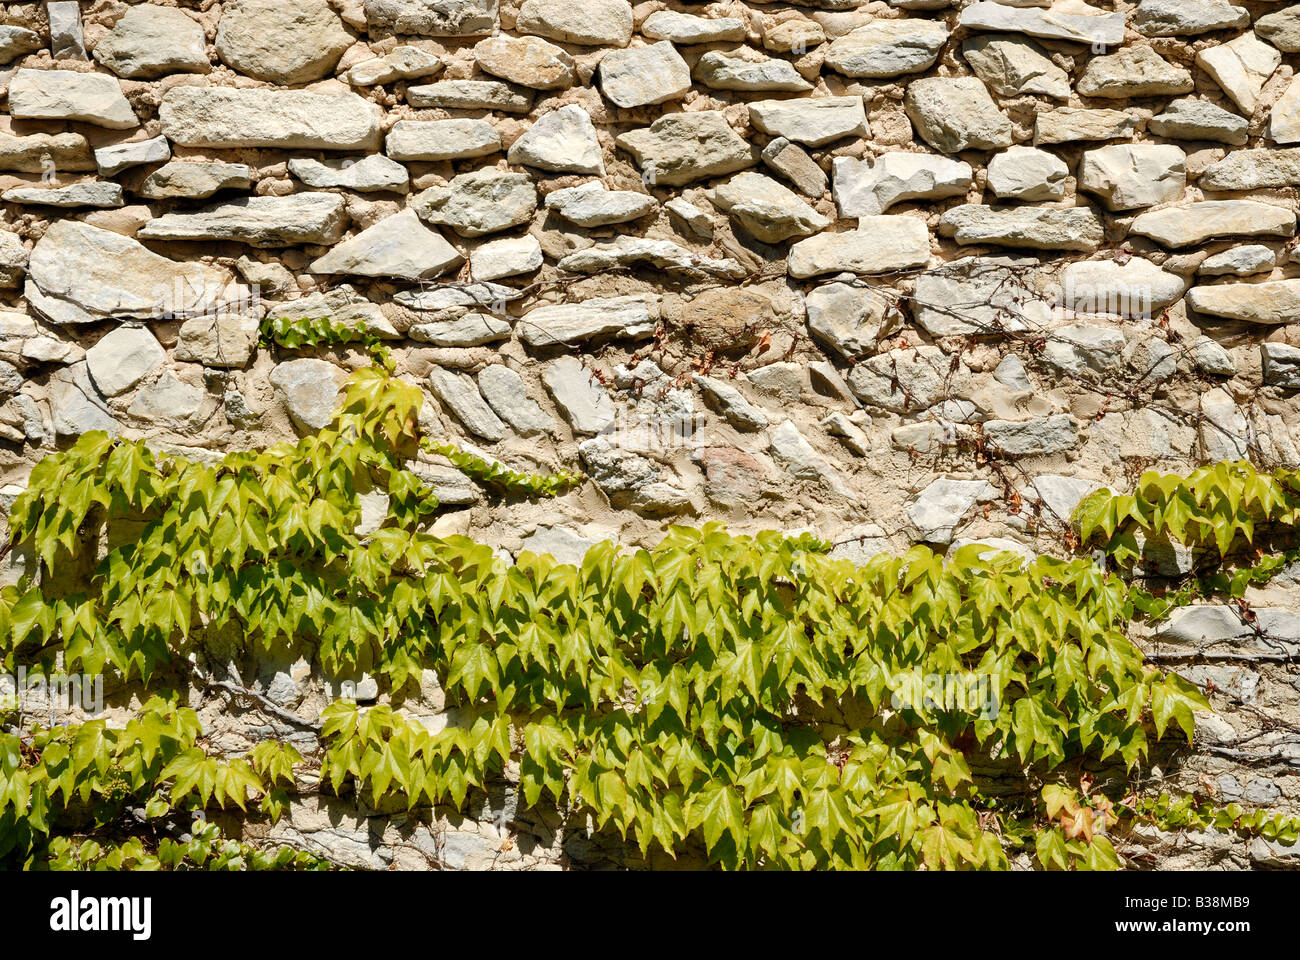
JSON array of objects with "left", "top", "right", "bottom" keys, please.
[
  {"left": 760, "top": 138, "right": 828, "bottom": 196},
  {"left": 994, "top": 354, "right": 1033, "bottom": 392},
  {"left": 641, "top": 11, "right": 746, "bottom": 44},
  {"left": 128, "top": 371, "right": 205, "bottom": 424},
  {"left": 7, "top": 69, "right": 136, "bottom": 129},
  {"left": 519, "top": 295, "right": 657, "bottom": 347},
  {"left": 1129, "top": 200, "right": 1295, "bottom": 247},
  {"left": 913, "top": 255, "right": 1051, "bottom": 335},
  {"left": 544, "top": 181, "right": 655, "bottom": 227},
  {"left": 50, "top": 363, "right": 121, "bottom": 438},
  {"left": 787, "top": 219, "right": 931, "bottom": 278},
  {"left": 768, "top": 420, "right": 841, "bottom": 489},
  {"left": 986, "top": 146, "right": 1068, "bottom": 201},
  {"left": 410, "top": 313, "right": 510, "bottom": 346},
  {"left": 175, "top": 314, "right": 260, "bottom": 368},
  {"left": 469, "top": 235, "right": 543, "bottom": 280},
  {"left": 477, "top": 365, "right": 555, "bottom": 435},
  {"left": 558, "top": 239, "right": 744, "bottom": 279},
  {"left": 905, "top": 77, "right": 1012, "bottom": 154},
  {"left": 0, "top": 26, "right": 42, "bottom": 65},
  {"left": 429, "top": 368, "right": 507, "bottom": 442},
  {"left": 413, "top": 168, "right": 537, "bottom": 237},
  {"left": 907, "top": 477, "right": 997, "bottom": 545},
  {"left": 616, "top": 111, "right": 757, "bottom": 186},
  {"left": 270, "top": 358, "right": 347, "bottom": 433},
  {"left": 474, "top": 34, "right": 575, "bottom": 90},
  {"left": 694, "top": 48, "right": 812, "bottom": 92},
  {"left": 832, "top": 152, "right": 971, "bottom": 217},
  {"left": 823, "top": 19, "right": 949, "bottom": 78},
  {"left": 1034, "top": 108, "right": 1136, "bottom": 145},
  {"left": 1076, "top": 46, "right": 1194, "bottom": 98},
  {"left": 363, "top": 0, "right": 497, "bottom": 36},
  {"left": 696, "top": 376, "right": 769, "bottom": 431},
  {"left": 1042, "top": 324, "right": 1126, "bottom": 375},
  {"left": 748, "top": 96, "right": 868, "bottom": 148},
  {"left": 1187, "top": 279, "right": 1300, "bottom": 325},
  {"left": 1196, "top": 31, "right": 1281, "bottom": 115},
  {"left": 0, "top": 235, "right": 27, "bottom": 288},
  {"left": 385, "top": 118, "right": 500, "bottom": 161},
  {"left": 1256, "top": 7, "right": 1300, "bottom": 53},
  {"left": 406, "top": 79, "right": 533, "bottom": 113},
  {"left": 961, "top": 35, "right": 1069, "bottom": 100},
  {"left": 138, "top": 194, "right": 349, "bottom": 247},
  {"left": 709, "top": 171, "right": 830, "bottom": 243},
  {"left": 94, "top": 135, "right": 171, "bottom": 176},
  {"left": 265, "top": 287, "right": 397, "bottom": 339},
  {"left": 763, "top": 20, "right": 824, "bottom": 54},
  {"left": 0, "top": 131, "right": 95, "bottom": 174},
  {"left": 508, "top": 104, "right": 603, "bottom": 175},
  {"left": 938, "top": 205, "right": 1104, "bottom": 252},
  {"left": 1077, "top": 143, "right": 1186, "bottom": 211},
  {"left": 804, "top": 281, "right": 898, "bottom": 358},
  {"left": 847, "top": 344, "right": 958, "bottom": 413},
  {"left": 1270, "top": 77, "right": 1300, "bottom": 144},
  {"left": 598, "top": 41, "right": 691, "bottom": 108},
  {"left": 2, "top": 182, "right": 124, "bottom": 208},
  {"left": 1194, "top": 336, "right": 1235, "bottom": 376},
  {"left": 516, "top": 0, "right": 632, "bottom": 46},
  {"left": 86, "top": 326, "right": 165, "bottom": 397},
  {"left": 665, "top": 197, "right": 715, "bottom": 238},
  {"left": 310, "top": 209, "right": 462, "bottom": 280},
  {"left": 1200, "top": 147, "right": 1300, "bottom": 190},
  {"left": 520, "top": 525, "right": 602, "bottom": 564},
  {"left": 159, "top": 87, "right": 381, "bottom": 151},
  {"left": 346, "top": 46, "right": 443, "bottom": 86},
  {"left": 1199, "top": 245, "right": 1275, "bottom": 277},
  {"left": 1061, "top": 257, "right": 1186, "bottom": 316},
  {"left": 1199, "top": 387, "right": 1250, "bottom": 459},
  {"left": 1134, "top": 0, "right": 1249, "bottom": 37},
  {"left": 93, "top": 5, "right": 210, "bottom": 78},
  {"left": 982, "top": 414, "right": 1077, "bottom": 456},
  {"left": 1262, "top": 342, "right": 1300, "bottom": 389},
  {"left": 47, "top": 1, "right": 86, "bottom": 58},
  {"left": 1148, "top": 99, "right": 1248, "bottom": 145},
  {"left": 136, "top": 161, "right": 252, "bottom": 200},
  {"left": 958, "top": 2, "right": 1125, "bottom": 46},
  {"left": 288, "top": 155, "right": 409, "bottom": 193},
  {"left": 543, "top": 356, "right": 614, "bottom": 434}
]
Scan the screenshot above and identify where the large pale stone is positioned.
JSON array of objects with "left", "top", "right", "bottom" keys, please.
[
  {"left": 47, "top": 1, "right": 85, "bottom": 58},
  {"left": 616, "top": 111, "right": 757, "bottom": 186},
  {"left": 804, "top": 282, "right": 898, "bottom": 357},
  {"left": 961, "top": 35, "right": 1070, "bottom": 100},
  {"left": 469, "top": 235, "right": 543, "bottom": 279},
  {"left": 270, "top": 358, "right": 348, "bottom": 432},
  {"left": 694, "top": 48, "right": 812, "bottom": 92},
  {"left": 428, "top": 368, "right": 507, "bottom": 442},
  {"left": 958, "top": 2, "right": 1125, "bottom": 46},
  {"left": 310, "top": 210, "right": 462, "bottom": 279},
  {"left": 544, "top": 182, "right": 655, "bottom": 227},
  {"left": 175, "top": 314, "right": 260, "bottom": 368},
  {"left": 515, "top": 0, "right": 632, "bottom": 46},
  {"left": 1196, "top": 32, "right": 1281, "bottom": 115},
  {"left": 385, "top": 119, "right": 500, "bottom": 161},
  {"left": 2, "top": 183, "right": 123, "bottom": 208},
  {"left": 518, "top": 295, "right": 657, "bottom": 348},
  {"left": 363, "top": 0, "right": 498, "bottom": 36},
  {"left": 288, "top": 155, "right": 409, "bottom": 192},
  {"left": 406, "top": 79, "right": 533, "bottom": 113},
  {"left": 159, "top": 88, "right": 381, "bottom": 150},
  {"left": 216, "top": 0, "right": 354, "bottom": 84},
  {"left": 823, "top": 19, "right": 949, "bottom": 78},
  {"left": 748, "top": 97, "right": 867, "bottom": 148},
  {"left": 543, "top": 356, "right": 614, "bottom": 434},
  {"left": 1200, "top": 148, "right": 1300, "bottom": 189},
  {"left": 907, "top": 477, "right": 998, "bottom": 544},
  {"left": 709, "top": 172, "right": 829, "bottom": 243},
  {"left": 598, "top": 41, "right": 691, "bottom": 108},
  {"left": 787, "top": 219, "right": 931, "bottom": 279},
  {"left": 913, "top": 255, "right": 1050, "bottom": 336},
  {"left": 761, "top": 138, "right": 827, "bottom": 196},
  {"left": 138, "top": 194, "right": 349, "bottom": 247},
  {"left": 86, "top": 326, "right": 165, "bottom": 397},
  {"left": 905, "top": 77, "right": 1012, "bottom": 154},
  {"left": 473, "top": 34, "right": 575, "bottom": 89},
  {"left": 1129, "top": 201, "right": 1295, "bottom": 247},
  {"left": 27, "top": 220, "right": 240, "bottom": 323},
  {"left": 0, "top": 26, "right": 42, "bottom": 65},
  {"left": 833, "top": 152, "right": 971, "bottom": 217},
  {"left": 136, "top": 161, "right": 252, "bottom": 200},
  {"left": 1187, "top": 280, "right": 1300, "bottom": 324},
  {"left": 1034, "top": 108, "right": 1137, "bottom": 145},
  {"left": 0, "top": 132, "right": 96, "bottom": 174},
  {"left": 7, "top": 70, "right": 136, "bottom": 129},
  {"left": 1077, "top": 143, "right": 1186, "bottom": 211},
  {"left": 1061, "top": 257, "right": 1186, "bottom": 317},
  {"left": 1077, "top": 46, "right": 1194, "bottom": 98},
  {"left": 410, "top": 313, "right": 510, "bottom": 346},
  {"left": 0, "top": 235, "right": 27, "bottom": 288},
  {"left": 477, "top": 365, "right": 555, "bottom": 435},
  {"left": 1200, "top": 245, "right": 1275, "bottom": 277},
  {"left": 93, "top": 5, "right": 210, "bottom": 78},
  {"left": 1149, "top": 99, "right": 1248, "bottom": 145},
  {"left": 1134, "top": 0, "right": 1249, "bottom": 37},
  {"left": 413, "top": 168, "right": 537, "bottom": 237},
  {"left": 1257, "top": 7, "right": 1300, "bottom": 53},
  {"left": 938, "top": 205, "right": 1105, "bottom": 252},
  {"left": 51, "top": 364, "right": 121, "bottom": 438},
  {"left": 557, "top": 238, "right": 744, "bottom": 278},
  {"left": 983, "top": 415, "right": 1077, "bottom": 456},
  {"left": 986, "top": 146, "right": 1068, "bottom": 201},
  {"left": 641, "top": 11, "right": 746, "bottom": 44},
  {"left": 1270, "top": 77, "right": 1300, "bottom": 144},
  {"left": 508, "top": 105, "right": 603, "bottom": 175}
]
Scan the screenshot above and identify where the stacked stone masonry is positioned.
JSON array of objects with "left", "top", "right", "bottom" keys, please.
[{"left": 2, "top": 0, "right": 1300, "bottom": 869}]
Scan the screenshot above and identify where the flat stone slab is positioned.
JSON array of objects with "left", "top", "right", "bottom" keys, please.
[
  {"left": 788, "top": 218, "right": 931, "bottom": 278},
  {"left": 616, "top": 111, "right": 758, "bottom": 186},
  {"left": 518, "top": 295, "right": 658, "bottom": 348},
  {"left": 1128, "top": 201, "right": 1296, "bottom": 247},
  {"left": 938, "top": 205, "right": 1105, "bottom": 252},
  {"left": 1187, "top": 280, "right": 1300, "bottom": 324},
  {"left": 310, "top": 209, "right": 462, "bottom": 280},
  {"left": 8, "top": 69, "right": 137, "bottom": 129},
  {"left": 159, "top": 87, "right": 382, "bottom": 150},
  {"left": 138, "top": 194, "right": 349, "bottom": 247}
]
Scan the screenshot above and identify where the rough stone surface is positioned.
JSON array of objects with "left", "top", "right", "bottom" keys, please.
[
  {"left": 138, "top": 194, "right": 349, "bottom": 247},
  {"left": 8, "top": 70, "right": 136, "bottom": 129},
  {"left": 905, "top": 77, "right": 1012, "bottom": 154},
  {"left": 788, "top": 219, "right": 931, "bottom": 278},
  {"left": 159, "top": 88, "right": 381, "bottom": 150},
  {"left": 833, "top": 153, "right": 971, "bottom": 217},
  {"left": 1077, "top": 144, "right": 1187, "bottom": 211},
  {"left": 93, "top": 5, "right": 211, "bottom": 78},
  {"left": 310, "top": 209, "right": 462, "bottom": 279},
  {"left": 1129, "top": 201, "right": 1296, "bottom": 247},
  {"left": 509, "top": 105, "right": 604, "bottom": 175},
  {"left": 414, "top": 168, "right": 537, "bottom": 237}
]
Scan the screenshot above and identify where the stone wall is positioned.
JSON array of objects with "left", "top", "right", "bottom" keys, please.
[{"left": 2, "top": 0, "right": 1300, "bottom": 869}]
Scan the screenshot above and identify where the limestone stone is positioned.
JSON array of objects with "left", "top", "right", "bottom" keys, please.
[
  {"left": 543, "top": 356, "right": 615, "bottom": 434},
  {"left": 94, "top": 135, "right": 170, "bottom": 176},
  {"left": 1199, "top": 388, "right": 1250, "bottom": 459},
  {"left": 1061, "top": 257, "right": 1186, "bottom": 316},
  {"left": 159, "top": 88, "right": 381, "bottom": 150},
  {"left": 616, "top": 111, "right": 757, "bottom": 186},
  {"left": 804, "top": 282, "right": 898, "bottom": 358},
  {"left": 1076, "top": 46, "right": 1194, "bottom": 98},
  {"left": 86, "top": 326, "right": 165, "bottom": 397},
  {"left": 413, "top": 168, "right": 537, "bottom": 237},
  {"left": 46, "top": 2, "right": 86, "bottom": 59},
  {"left": 0, "top": 26, "right": 42, "bottom": 65},
  {"left": 913, "top": 255, "right": 1050, "bottom": 336},
  {"left": 406, "top": 80, "right": 533, "bottom": 113},
  {"left": 50, "top": 363, "right": 122, "bottom": 438},
  {"left": 694, "top": 48, "right": 812, "bottom": 92},
  {"left": 1200, "top": 147, "right": 1300, "bottom": 189},
  {"left": 598, "top": 41, "right": 691, "bottom": 108},
  {"left": 0, "top": 235, "right": 26, "bottom": 288},
  {"left": 7, "top": 70, "right": 136, "bottom": 129},
  {"left": 265, "top": 288, "right": 397, "bottom": 339},
  {"left": 1199, "top": 245, "right": 1275, "bottom": 277},
  {"left": 709, "top": 172, "right": 830, "bottom": 243},
  {"left": 310, "top": 209, "right": 462, "bottom": 280},
  {"left": 761, "top": 138, "right": 828, "bottom": 196},
  {"left": 2, "top": 183, "right": 124, "bottom": 208},
  {"left": 1129, "top": 201, "right": 1295, "bottom": 247},
  {"left": 1134, "top": 0, "right": 1249, "bottom": 37},
  {"left": 175, "top": 314, "right": 260, "bottom": 368},
  {"left": 986, "top": 147, "right": 1068, "bottom": 201},
  {"left": 385, "top": 119, "right": 500, "bottom": 161},
  {"left": 429, "top": 368, "right": 507, "bottom": 442},
  {"left": 938, "top": 205, "right": 1104, "bottom": 252},
  {"left": 832, "top": 152, "right": 971, "bottom": 217},
  {"left": 822, "top": 19, "right": 949, "bottom": 78},
  {"left": 346, "top": 46, "right": 443, "bottom": 85},
  {"left": 1148, "top": 99, "right": 1248, "bottom": 145},
  {"left": 473, "top": 34, "right": 575, "bottom": 90},
  {"left": 127, "top": 371, "right": 205, "bottom": 426},
  {"left": 363, "top": 0, "right": 498, "bottom": 36},
  {"left": 769, "top": 420, "right": 841, "bottom": 488},
  {"left": 1256, "top": 7, "right": 1300, "bottom": 53},
  {"left": 508, "top": 105, "right": 603, "bottom": 175},
  {"left": 1, "top": 132, "right": 96, "bottom": 174},
  {"left": 907, "top": 477, "right": 998, "bottom": 545},
  {"left": 410, "top": 313, "right": 510, "bottom": 346},
  {"left": 641, "top": 12, "right": 746, "bottom": 44},
  {"left": 1262, "top": 342, "right": 1300, "bottom": 389},
  {"left": 288, "top": 155, "right": 409, "bottom": 193},
  {"left": 27, "top": 220, "right": 240, "bottom": 323},
  {"left": 1034, "top": 108, "right": 1136, "bottom": 145},
  {"left": 787, "top": 219, "right": 931, "bottom": 278},
  {"left": 270, "top": 358, "right": 348, "bottom": 432},
  {"left": 519, "top": 295, "right": 657, "bottom": 348},
  {"left": 1077, "top": 143, "right": 1186, "bottom": 211},
  {"left": 1196, "top": 32, "right": 1281, "bottom": 115},
  {"left": 469, "top": 235, "right": 543, "bottom": 279},
  {"left": 957, "top": 2, "right": 1125, "bottom": 46},
  {"left": 847, "top": 344, "right": 958, "bottom": 413},
  {"left": 516, "top": 0, "right": 632, "bottom": 46},
  {"left": 696, "top": 376, "right": 769, "bottom": 431},
  {"left": 960, "top": 35, "right": 1070, "bottom": 100},
  {"left": 1042, "top": 324, "right": 1125, "bottom": 375},
  {"left": 1024, "top": 475, "right": 1098, "bottom": 528},
  {"left": 93, "top": 5, "right": 210, "bottom": 78},
  {"left": 557, "top": 237, "right": 744, "bottom": 278},
  {"left": 544, "top": 181, "right": 655, "bottom": 227},
  {"left": 1194, "top": 336, "right": 1236, "bottom": 376},
  {"left": 748, "top": 97, "right": 868, "bottom": 148},
  {"left": 477, "top": 365, "right": 555, "bottom": 436},
  {"left": 983, "top": 415, "right": 1077, "bottom": 456},
  {"left": 138, "top": 194, "right": 348, "bottom": 247},
  {"left": 1270, "top": 77, "right": 1300, "bottom": 144},
  {"left": 1187, "top": 280, "right": 1300, "bottom": 324},
  {"left": 395, "top": 281, "right": 522, "bottom": 313},
  {"left": 905, "top": 77, "right": 1012, "bottom": 154},
  {"left": 665, "top": 197, "right": 715, "bottom": 238},
  {"left": 136, "top": 161, "right": 252, "bottom": 200}
]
